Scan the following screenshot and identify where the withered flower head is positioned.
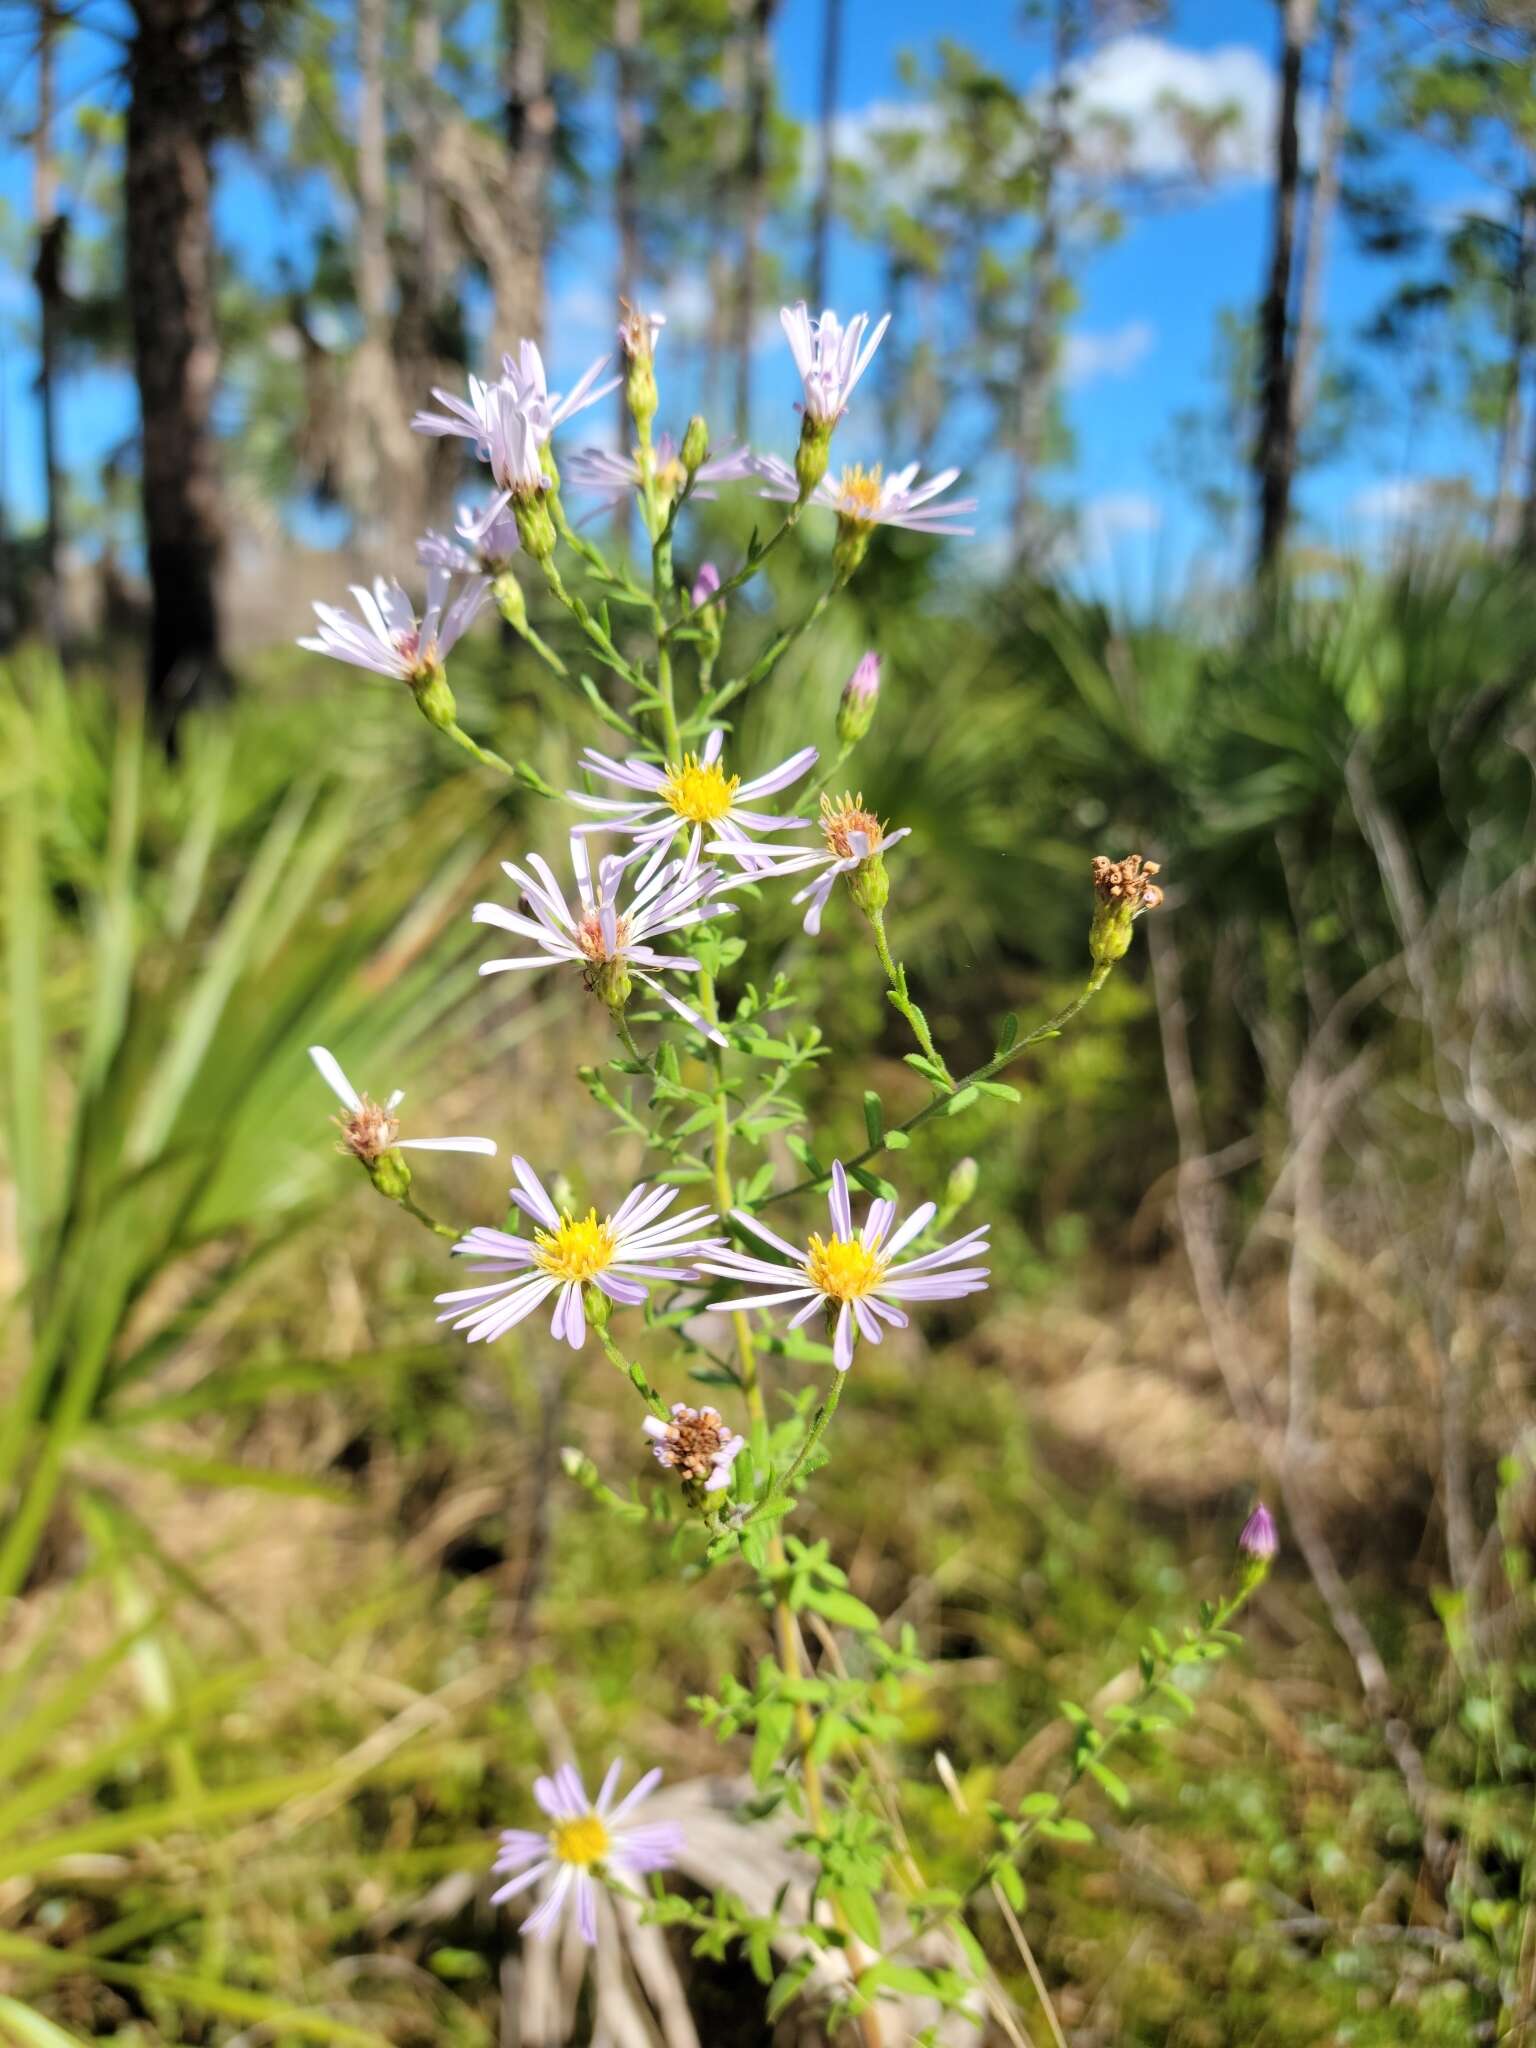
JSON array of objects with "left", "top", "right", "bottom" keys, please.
[
  {"left": 1091, "top": 852, "right": 1163, "bottom": 913},
  {"left": 642, "top": 1403, "right": 745, "bottom": 1495}
]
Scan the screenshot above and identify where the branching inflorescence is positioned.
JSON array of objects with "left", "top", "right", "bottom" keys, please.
[{"left": 300, "top": 299, "right": 1270, "bottom": 2033}]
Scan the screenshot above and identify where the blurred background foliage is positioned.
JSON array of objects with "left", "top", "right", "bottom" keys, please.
[{"left": 5, "top": 0, "right": 1536, "bottom": 2035}]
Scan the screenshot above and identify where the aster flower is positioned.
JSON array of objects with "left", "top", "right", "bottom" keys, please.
[
  {"left": 412, "top": 343, "right": 617, "bottom": 507},
  {"left": 697, "top": 1161, "right": 989, "bottom": 1373},
  {"left": 710, "top": 791, "right": 910, "bottom": 937},
  {"left": 490, "top": 1758, "right": 684, "bottom": 1945},
  {"left": 755, "top": 454, "right": 977, "bottom": 537},
  {"left": 1239, "top": 1502, "right": 1279, "bottom": 1562},
  {"left": 471, "top": 831, "right": 733, "bottom": 1044},
  {"left": 437, "top": 1159, "right": 722, "bottom": 1350},
  {"left": 564, "top": 433, "right": 756, "bottom": 510},
  {"left": 417, "top": 499, "right": 521, "bottom": 576},
  {"left": 308, "top": 1046, "right": 497, "bottom": 1162},
  {"left": 298, "top": 570, "right": 491, "bottom": 685},
  {"left": 643, "top": 1403, "right": 746, "bottom": 1494},
  {"left": 779, "top": 302, "right": 891, "bottom": 425},
  {"left": 567, "top": 727, "right": 817, "bottom": 870}
]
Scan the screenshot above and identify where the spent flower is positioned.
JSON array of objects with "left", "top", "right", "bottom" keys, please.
[
  {"left": 1089, "top": 853, "right": 1164, "bottom": 966},
  {"left": 490, "top": 1757, "right": 684, "bottom": 1945},
  {"left": 438, "top": 1160, "right": 721, "bottom": 1350},
  {"left": 698, "top": 1161, "right": 990, "bottom": 1373},
  {"left": 713, "top": 791, "right": 910, "bottom": 936},
  {"left": 643, "top": 1403, "right": 746, "bottom": 1495}
]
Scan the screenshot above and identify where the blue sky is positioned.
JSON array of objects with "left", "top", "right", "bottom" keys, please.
[{"left": 0, "top": 0, "right": 1498, "bottom": 594}]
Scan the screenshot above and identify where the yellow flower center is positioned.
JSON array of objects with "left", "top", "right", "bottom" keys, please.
[
  {"left": 804, "top": 1233, "right": 888, "bottom": 1302},
  {"left": 534, "top": 1210, "right": 618, "bottom": 1283},
  {"left": 656, "top": 456, "right": 688, "bottom": 498},
  {"left": 660, "top": 754, "right": 741, "bottom": 826},
  {"left": 551, "top": 1812, "right": 611, "bottom": 1867},
  {"left": 835, "top": 464, "right": 884, "bottom": 525}
]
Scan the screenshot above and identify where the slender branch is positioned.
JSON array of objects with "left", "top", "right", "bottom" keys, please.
[
  {"left": 592, "top": 1316, "right": 669, "bottom": 1419},
  {"left": 866, "top": 906, "right": 954, "bottom": 1084}
]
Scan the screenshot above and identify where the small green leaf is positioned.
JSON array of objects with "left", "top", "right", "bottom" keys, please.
[{"left": 863, "top": 1091, "right": 884, "bottom": 1146}]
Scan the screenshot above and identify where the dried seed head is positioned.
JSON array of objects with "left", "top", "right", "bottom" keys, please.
[
  {"left": 1091, "top": 853, "right": 1163, "bottom": 913},
  {"left": 643, "top": 1403, "right": 745, "bottom": 1495},
  {"left": 337, "top": 1095, "right": 401, "bottom": 1165}
]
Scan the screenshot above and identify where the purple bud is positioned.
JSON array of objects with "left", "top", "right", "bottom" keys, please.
[
  {"left": 1238, "top": 1502, "right": 1278, "bottom": 1562},
  {"left": 691, "top": 562, "right": 721, "bottom": 609},
  {"left": 837, "top": 652, "right": 881, "bottom": 743}
]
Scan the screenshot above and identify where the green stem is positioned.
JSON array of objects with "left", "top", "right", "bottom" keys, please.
[
  {"left": 439, "top": 721, "right": 520, "bottom": 780},
  {"left": 537, "top": 557, "right": 646, "bottom": 690},
  {"left": 867, "top": 907, "right": 954, "bottom": 1084},
  {"left": 701, "top": 581, "right": 839, "bottom": 721},
  {"left": 397, "top": 1193, "right": 458, "bottom": 1242},
  {"left": 744, "top": 1366, "right": 845, "bottom": 1523},
  {"left": 680, "top": 502, "right": 805, "bottom": 619},
  {"left": 517, "top": 625, "right": 569, "bottom": 677},
  {"left": 761, "top": 962, "right": 1113, "bottom": 1207},
  {"left": 593, "top": 1315, "right": 670, "bottom": 1419}
]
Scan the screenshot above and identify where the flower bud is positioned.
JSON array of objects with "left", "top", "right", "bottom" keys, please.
[
  {"left": 680, "top": 415, "right": 710, "bottom": 475},
  {"left": 411, "top": 664, "right": 458, "bottom": 734},
  {"left": 945, "top": 1157, "right": 978, "bottom": 1213},
  {"left": 837, "top": 652, "right": 881, "bottom": 745},
  {"left": 513, "top": 491, "right": 558, "bottom": 561},
  {"left": 795, "top": 413, "right": 833, "bottom": 499},
  {"left": 1088, "top": 853, "right": 1163, "bottom": 966},
  {"left": 492, "top": 568, "right": 528, "bottom": 634},
  {"left": 1238, "top": 1501, "right": 1278, "bottom": 1564},
  {"left": 690, "top": 562, "right": 721, "bottom": 611},
  {"left": 549, "top": 1171, "right": 578, "bottom": 1216},
  {"left": 583, "top": 1281, "right": 612, "bottom": 1331},
  {"left": 368, "top": 1147, "right": 413, "bottom": 1203}
]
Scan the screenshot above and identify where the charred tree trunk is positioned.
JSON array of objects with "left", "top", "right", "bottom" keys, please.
[
  {"left": 125, "top": 0, "right": 228, "bottom": 723},
  {"left": 734, "top": 0, "right": 776, "bottom": 443},
  {"left": 808, "top": 0, "right": 842, "bottom": 310},
  {"left": 1495, "top": 179, "right": 1535, "bottom": 549},
  {"left": 501, "top": 0, "right": 554, "bottom": 351},
  {"left": 1253, "top": 0, "right": 1317, "bottom": 581},
  {"left": 1290, "top": 0, "right": 1351, "bottom": 438},
  {"left": 33, "top": 0, "right": 65, "bottom": 640}
]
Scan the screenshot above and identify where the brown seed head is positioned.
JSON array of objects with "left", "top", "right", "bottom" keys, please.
[
  {"left": 1091, "top": 853, "right": 1163, "bottom": 913},
  {"left": 650, "top": 1405, "right": 734, "bottom": 1482}
]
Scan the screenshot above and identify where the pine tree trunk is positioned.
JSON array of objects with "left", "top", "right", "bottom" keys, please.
[
  {"left": 734, "top": 0, "right": 777, "bottom": 443},
  {"left": 501, "top": 0, "right": 554, "bottom": 350},
  {"left": 33, "top": 0, "right": 65, "bottom": 639},
  {"left": 615, "top": 0, "right": 642, "bottom": 447},
  {"left": 1011, "top": 0, "right": 1077, "bottom": 564},
  {"left": 125, "top": 0, "right": 227, "bottom": 723},
  {"left": 808, "top": 0, "right": 842, "bottom": 310},
  {"left": 705, "top": 2, "right": 747, "bottom": 414},
  {"left": 351, "top": 0, "right": 420, "bottom": 549},
  {"left": 1290, "top": 0, "right": 1351, "bottom": 442},
  {"left": 1254, "top": 0, "right": 1317, "bottom": 580},
  {"left": 1495, "top": 180, "right": 1535, "bottom": 549}
]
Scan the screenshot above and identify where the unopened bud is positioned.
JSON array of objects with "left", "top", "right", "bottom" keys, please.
[
  {"left": 945, "top": 1157, "right": 978, "bottom": 1213},
  {"left": 837, "top": 652, "right": 881, "bottom": 745},
  {"left": 795, "top": 413, "right": 833, "bottom": 499},
  {"left": 1088, "top": 853, "right": 1163, "bottom": 966},
  {"left": 691, "top": 561, "right": 721, "bottom": 613},
  {"left": 411, "top": 664, "right": 457, "bottom": 733},
  {"left": 680, "top": 415, "right": 710, "bottom": 474},
  {"left": 1238, "top": 1501, "right": 1278, "bottom": 1564},
  {"left": 492, "top": 569, "right": 528, "bottom": 634}
]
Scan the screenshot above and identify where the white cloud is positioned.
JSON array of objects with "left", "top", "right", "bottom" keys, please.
[
  {"left": 1061, "top": 318, "right": 1156, "bottom": 386},
  {"left": 1066, "top": 35, "right": 1280, "bottom": 183},
  {"left": 1076, "top": 490, "right": 1164, "bottom": 558}
]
